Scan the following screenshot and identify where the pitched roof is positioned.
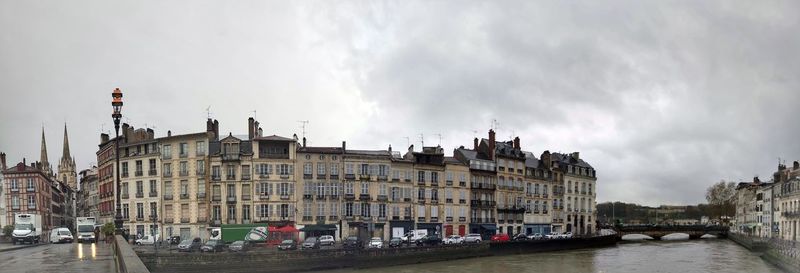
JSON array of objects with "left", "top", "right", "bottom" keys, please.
[
  {"left": 254, "top": 135, "right": 295, "bottom": 142},
  {"left": 297, "top": 147, "right": 343, "bottom": 154}
]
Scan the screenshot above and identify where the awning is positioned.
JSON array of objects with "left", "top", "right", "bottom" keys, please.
[
  {"left": 270, "top": 225, "right": 300, "bottom": 233},
  {"left": 299, "top": 224, "right": 337, "bottom": 232},
  {"left": 481, "top": 224, "right": 497, "bottom": 230}
]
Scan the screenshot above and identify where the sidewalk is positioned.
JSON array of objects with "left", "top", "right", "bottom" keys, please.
[{"left": 0, "top": 242, "right": 43, "bottom": 252}]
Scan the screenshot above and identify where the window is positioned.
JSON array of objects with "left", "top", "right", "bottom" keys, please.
[
  {"left": 162, "top": 145, "right": 172, "bottom": 159},
  {"left": 317, "top": 163, "right": 326, "bottom": 175},
  {"left": 196, "top": 141, "right": 206, "bottom": 155},
  {"left": 213, "top": 206, "right": 221, "bottom": 220},
  {"left": 243, "top": 205, "right": 250, "bottom": 221},
  {"left": 304, "top": 182, "right": 314, "bottom": 195},
  {"left": 122, "top": 162, "right": 129, "bottom": 177},
  {"left": 11, "top": 196, "right": 19, "bottom": 209},
  {"left": 304, "top": 163, "right": 312, "bottom": 175},
  {"left": 345, "top": 182, "right": 354, "bottom": 194},
  {"left": 331, "top": 203, "right": 338, "bottom": 217},
  {"left": 279, "top": 164, "right": 291, "bottom": 175},
  {"left": 227, "top": 184, "right": 236, "bottom": 198},
  {"left": 431, "top": 172, "right": 438, "bottom": 183},
  {"left": 331, "top": 182, "right": 339, "bottom": 196},
  {"left": 162, "top": 181, "right": 171, "bottom": 196},
  {"left": 135, "top": 160, "right": 143, "bottom": 175},
  {"left": 150, "top": 202, "right": 157, "bottom": 218},
  {"left": 242, "top": 165, "right": 250, "bottom": 178},
  {"left": 228, "top": 206, "right": 236, "bottom": 220},
  {"left": 418, "top": 171, "right": 425, "bottom": 182},
  {"left": 180, "top": 180, "right": 189, "bottom": 196},
  {"left": 258, "top": 183, "right": 270, "bottom": 195},
  {"left": 149, "top": 159, "right": 156, "bottom": 174},
  {"left": 345, "top": 203, "right": 353, "bottom": 216},
  {"left": 227, "top": 165, "right": 236, "bottom": 179},
  {"left": 330, "top": 163, "right": 339, "bottom": 176},
  {"left": 379, "top": 183, "right": 387, "bottom": 196},
  {"left": 317, "top": 183, "right": 325, "bottom": 196},
  {"left": 417, "top": 205, "right": 426, "bottom": 217},
  {"left": 418, "top": 188, "right": 425, "bottom": 200},
  {"left": 122, "top": 182, "right": 129, "bottom": 196},
  {"left": 198, "top": 179, "right": 206, "bottom": 195},
  {"left": 259, "top": 204, "right": 270, "bottom": 218},
  {"left": 360, "top": 182, "right": 369, "bottom": 195},
  {"left": 136, "top": 203, "right": 144, "bottom": 219},
  {"left": 179, "top": 142, "right": 188, "bottom": 157},
  {"left": 345, "top": 164, "right": 354, "bottom": 175},
  {"left": 27, "top": 195, "right": 35, "bottom": 208},
  {"left": 303, "top": 203, "right": 312, "bottom": 218},
  {"left": 163, "top": 163, "right": 172, "bottom": 176},
  {"left": 379, "top": 204, "right": 386, "bottom": 217},
  {"left": 393, "top": 170, "right": 400, "bottom": 180},
  {"left": 136, "top": 181, "right": 143, "bottom": 195},
  {"left": 149, "top": 180, "right": 157, "bottom": 194},
  {"left": 360, "top": 164, "right": 369, "bottom": 175},
  {"left": 446, "top": 172, "right": 453, "bottom": 181},
  {"left": 212, "top": 166, "right": 220, "bottom": 179},
  {"left": 279, "top": 183, "right": 290, "bottom": 196},
  {"left": 318, "top": 203, "right": 326, "bottom": 217},
  {"left": 379, "top": 165, "right": 388, "bottom": 176},
  {"left": 122, "top": 204, "right": 129, "bottom": 219}
]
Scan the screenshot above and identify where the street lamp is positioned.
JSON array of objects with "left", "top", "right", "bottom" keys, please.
[{"left": 112, "top": 88, "right": 124, "bottom": 236}]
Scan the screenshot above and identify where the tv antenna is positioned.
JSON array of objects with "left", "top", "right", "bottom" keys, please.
[
  {"left": 403, "top": 137, "right": 410, "bottom": 148},
  {"left": 435, "top": 134, "right": 442, "bottom": 146},
  {"left": 206, "top": 105, "right": 212, "bottom": 119},
  {"left": 252, "top": 110, "right": 257, "bottom": 120},
  {"left": 419, "top": 133, "right": 425, "bottom": 147},
  {"left": 491, "top": 119, "right": 500, "bottom": 132},
  {"left": 297, "top": 120, "right": 309, "bottom": 139}
]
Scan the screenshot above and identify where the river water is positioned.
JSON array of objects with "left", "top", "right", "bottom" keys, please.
[{"left": 319, "top": 239, "right": 784, "bottom": 273}]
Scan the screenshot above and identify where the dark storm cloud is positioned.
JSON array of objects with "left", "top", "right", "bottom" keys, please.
[{"left": 1, "top": 0, "right": 799, "bottom": 206}]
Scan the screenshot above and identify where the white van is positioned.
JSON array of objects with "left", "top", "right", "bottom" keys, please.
[{"left": 50, "top": 227, "right": 74, "bottom": 244}]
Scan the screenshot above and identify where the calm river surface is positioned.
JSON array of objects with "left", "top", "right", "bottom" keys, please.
[{"left": 319, "top": 239, "right": 784, "bottom": 273}]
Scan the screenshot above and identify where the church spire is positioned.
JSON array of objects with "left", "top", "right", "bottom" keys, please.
[
  {"left": 62, "top": 123, "right": 71, "bottom": 159},
  {"left": 40, "top": 126, "right": 52, "bottom": 175}
]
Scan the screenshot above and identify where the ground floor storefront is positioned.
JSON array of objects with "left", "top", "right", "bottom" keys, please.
[
  {"left": 524, "top": 223, "right": 551, "bottom": 235},
  {"left": 469, "top": 223, "right": 497, "bottom": 240}
]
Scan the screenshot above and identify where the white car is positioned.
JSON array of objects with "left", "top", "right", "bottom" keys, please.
[
  {"left": 526, "top": 233, "right": 543, "bottom": 240},
  {"left": 319, "top": 235, "right": 335, "bottom": 246},
  {"left": 444, "top": 235, "right": 464, "bottom": 245},
  {"left": 562, "top": 232, "right": 573, "bottom": 239},
  {"left": 49, "top": 227, "right": 74, "bottom": 243},
  {"left": 135, "top": 235, "right": 159, "bottom": 245},
  {"left": 463, "top": 233, "right": 482, "bottom": 244},
  {"left": 545, "top": 233, "right": 560, "bottom": 239},
  {"left": 368, "top": 237, "right": 383, "bottom": 248}
]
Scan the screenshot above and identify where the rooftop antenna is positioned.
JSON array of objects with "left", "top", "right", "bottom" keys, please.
[
  {"left": 206, "top": 105, "right": 212, "bottom": 119},
  {"left": 404, "top": 137, "right": 410, "bottom": 148},
  {"left": 297, "top": 120, "right": 309, "bottom": 139},
  {"left": 252, "top": 110, "right": 257, "bottom": 120},
  {"left": 435, "top": 134, "right": 442, "bottom": 146},
  {"left": 419, "top": 133, "right": 425, "bottom": 147},
  {"left": 509, "top": 130, "right": 515, "bottom": 141},
  {"left": 472, "top": 130, "right": 478, "bottom": 138},
  {"left": 492, "top": 119, "right": 500, "bottom": 132}
]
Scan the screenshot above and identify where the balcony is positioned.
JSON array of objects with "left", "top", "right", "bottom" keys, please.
[
  {"left": 418, "top": 199, "right": 426, "bottom": 204},
  {"left": 197, "top": 192, "right": 206, "bottom": 199},
  {"left": 417, "top": 180, "right": 425, "bottom": 186},
  {"left": 328, "top": 216, "right": 338, "bottom": 221},
  {"left": 404, "top": 178, "right": 411, "bottom": 183},
  {"left": 377, "top": 195, "right": 388, "bottom": 201},
  {"left": 543, "top": 194, "right": 549, "bottom": 198},
  {"left": 226, "top": 196, "right": 237, "bottom": 203},
  {"left": 315, "top": 216, "right": 326, "bottom": 222},
  {"left": 359, "top": 194, "right": 371, "bottom": 201},
  {"left": 27, "top": 205, "right": 36, "bottom": 210},
  {"left": 446, "top": 181, "right": 453, "bottom": 186},
  {"left": 359, "top": 174, "right": 371, "bottom": 181},
  {"left": 344, "top": 194, "right": 355, "bottom": 200},
  {"left": 303, "top": 174, "right": 312, "bottom": 179},
  {"left": 149, "top": 191, "right": 158, "bottom": 197},
  {"left": 121, "top": 193, "right": 129, "bottom": 199},
  {"left": 212, "top": 175, "right": 221, "bottom": 181},
  {"left": 445, "top": 198, "right": 453, "bottom": 204},
  {"left": 258, "top": 194, "right": 270, "bottom": 200},
  {"left": 459, "top": 181, "right": 466, "bottom": 187},
  {"left": 122, "top": 172, "right": 129, "bottom": 178},
  {"left": 377, "top": 175, "right": 388, "bottom": 181},
  {"left": 280, "top": 174, "right": 290, "bottom": 179},
  {"left": 431, "top": 181, "right": 439, "bottom": 187},
  {"left": 418, "top": 217, "right": 426, "bottom": 222},
  {"left": 136, "top": 217, "right": 144, "bottom": 222},
  {"left": 164, "top": 218, "right": 174, "bottom": 223},
  {"left": 222, "top": 154, "right": 240, "bottom": 162},
  {"left": 135, "top": 171, "right": 143, "bottom": 177},
  {"left": 377, "top": 216, "right": 387, "bottom": 221},
  {"left": 315, "top": 194, "right": 326, "bottom": 200},
  {"left": 10, "top": 188, "right": 18, "bottom": 192},
  {"left": 329, "top": 195, "right": 339, "bottom": 200},
  {"left": 302, "top": 216, "right": 313, "bottom": 221},
  {"left": 344, "top": 215, "right": 354, "bottom": 221},
  {"left": 431, "top": 199, "right": 439, "bottom": 204},
  {"left": 149, "top": 170, "right": 157, "bottom": 176},
  {"left": 242, "top": 219, "right": 252, "bottom": 224},
  {"left": 303, "top": 194, "right": 313, "bottom": 200},
  {"left": 345, "top": 174, "right": 356, "bottom": 180},
  {"left": 180, "top": 194, "right": 189, "bottom": 200},
  {"left": 180, "top": 170, "right": 189, "bottom": 177},
  {"left": 212, "top": 195, "right": 221, "bottom": 201},
  {"left": 317, "top": 174, "right": 327, "bottom": 180},
  {"left": 136, "top": 192, "right": 144, "bottom": 198},
  {"left": 211, "top": 219, "right": 222, "bottom": 226},
  {"left": 180, "top": 153, "right": 188, "bottom": 158},
  {"left": 193, "top": 169, "right": 204, "bottom": 176},
  {"left": 181, "top": 218, "right": 190, "bottom": 223},
  {"left": 258, "top": 173, "right": 269, "bottom": 179},
  {"left": 403, "top": 197, "right": 412, "bottom": 202},
  {"left": 445, "top": 216, "right": 453, "bottom": 222},
  {"left": 164, "top": 172, "right": 173, "bottom": 178},
  {"left": 782, "top": 211, "right": 800, "bottom": 218},
  {"left": 226, "top": 175, "right": 236, "bottom": 181},
  {"left": 330, "top": 174, "right": 339, "bottom": 180},
  {"left": 280, "top": 195, "right": 290, "bottom": 200},
  {"left": 163, "top": 194, "right": 173, "bottom": 200}
]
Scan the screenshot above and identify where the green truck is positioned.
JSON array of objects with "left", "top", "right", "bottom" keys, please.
[{"left": 219, "top": 224, "right": 269, "bottom": 244}]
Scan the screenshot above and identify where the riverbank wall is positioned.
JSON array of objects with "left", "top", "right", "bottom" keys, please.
[
  {"left": 728, "top": 233, "right": 800, "bottom": 273},
  {"left": 138, "top": 235, "right": 618, "bottom": 273}
]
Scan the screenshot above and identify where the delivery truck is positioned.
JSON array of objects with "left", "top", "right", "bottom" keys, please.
[
  {"left": 219, "top": 224, "right": 269, "bottom": 244},
  {"left": 12, "top": 213, "right": 42, "bottom": 245},
  {"left": 75, "top": 217, "right": 97, "bottom": 243}
]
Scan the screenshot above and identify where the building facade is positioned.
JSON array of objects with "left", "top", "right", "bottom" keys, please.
[
  {"left": 116, "top": 126, "right": 160, "bottom": 238},
  {"left": 159, "top": 130, "right": 210, "bottom": 240},
  {"left": 552, "top": 152, "right": 597, "bottom": 235},
  {"left": 2, "top": 160, "right": 55, "bottom": 235},
  {"left": 77, "top": 167, "right": 99, "bottom": 219},
  {"left": 523, "top": 152, "right": 554, "bottom": 236}
]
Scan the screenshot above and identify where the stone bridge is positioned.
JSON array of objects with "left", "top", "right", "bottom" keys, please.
[{"left": 613, "top": 225, "right": 729, "bottom": 240}]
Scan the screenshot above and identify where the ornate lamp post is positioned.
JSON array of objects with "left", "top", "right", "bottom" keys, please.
[{"left": 112, "top": 88, "right": 124, "bottom": 235}]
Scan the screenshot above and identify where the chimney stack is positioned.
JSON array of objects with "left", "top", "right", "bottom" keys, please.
[
  {"left": 302, "top": 137, "right": 307, "bottom": 147},
  {"left": 147, "top": 128, "right": 154, "bottom": 139},
  {"left": 513, "top": 136, "right": 520, "bottom": 150},
  {"left": 388, "top": 145, "right": 392, "bottom": 153},
  {"left": 1, "top": 152, "right": 6, "bottom": 170},
  {"left": 248, "top": 117, "right": 255, "bottom": 140},
  {"left": 474, "top": 138, "right": 479, "bottom": 150},
  {"left": 572, "top": 152, "right": 580, "bottom": 160},
  {"left": 342, "top": 141, "right": 346, "bottom": 151},
  {"left": 167, "top": 130, "right": 172, "bottom": 137},
  {"left": 754, "top": 176, "right": 760, "bottom": 184},
  {"left": 488, "top": 129, "right": 496, "bottom": 160},
  {"left": 101, "top": 133, "right": 109, "bottom": 143},
  {"left": 258, "top": 127, "right": 263, "bottom": 137},
  {"left": 794, "top": 161, "right": 799, "bottom": 170},
  {"left": 213, "top": 120, "right": 219, "bottom": 140}
]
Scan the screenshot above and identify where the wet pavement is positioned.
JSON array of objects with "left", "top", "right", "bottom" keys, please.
[{"left": 0, "top": 242, "right": 114, "bottom": 273}]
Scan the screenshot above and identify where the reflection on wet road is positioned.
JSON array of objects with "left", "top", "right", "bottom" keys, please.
[{"left": 0, "top": 242, "right": 114, "bottom": 273}]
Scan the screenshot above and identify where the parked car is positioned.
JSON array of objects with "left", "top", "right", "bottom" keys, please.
[
  {"left": 368, "top": 237, "right": 383, "bottom": 249},
  {"left": 319, "top": 235, "right": 335, "bottom": 246},
  {"left": 562, "top": 232, "right": 573, "bottom": 239},
  {"left": 463, "top": 233, "right": 482, "bottom": 244},
  {"left": 302, "top": 237, "right": 321, "bottom": 249},
  {"left": 526, "top": 233, "right": 543, "bottom": 240},
  {"left": 491, "top": 233, "right": 510, "bottom": 242},
  {"left": 177, "top": 238, "right": 202, "bottom": 252},
  {"left": 168, "top": 236, "right": 182, "bottom": 245},
  {"left": 200, "top": 239, "right": 225, "bottom": 253},
  {"left": 444, "top": 235, "right": 464, "bottom": 245},
  {"left": 512, "top": 233, "right": 528, "bottom": 241},
  {"left": 343, "top": 236, "right": 363, "bottom": 249},
  {"left": 388, "top": 237, "right": 404, "bottom": 248},
  {"left": 135, "top": 235, "right": 159, "bottom": 245},
  {"left": 415, "top": 235, "right": 442, "bottom": 246},
  {"left": 278, "top": 239, "right": 297, "bottom": 251},
  {"left": 545, "top": 233, "right": 560, "bottom": 239},
  {"left": 228, "top": 240, "right": 250, "bottom": 252}
]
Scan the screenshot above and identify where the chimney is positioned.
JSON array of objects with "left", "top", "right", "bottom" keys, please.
[
  {"left": 342, "top": 141, "right": 346, "bottom": 151},
  {"left": 147, "top": 128, "right": 154, "bottom": 139},
  {"left": 254, "top": 121, "right": 260, "bottom": 136},
  {"left": 513, "top": 137, "right": 520, "bottom": 150},
  {"left": 408, "top": 144, "right": 414, "bottom": 153},
  {"left": 101, "top": 133, "right": 109, "bottom": 143},
  {"left": 388, "top": 145, "right": 392, "bottom": 153},
  {"left": 488, "top": 129, "right": 496, "bottom": 160},
  {"left": 258, "top": 127, "right": 263, "bottom": 137},
  {"left": 122, "top": 123, "right": 130, "bottom": 141},
  {"left": 473, "top": 138, "right": 479, "bottom": 150},
  {"left": 572, "top": 152, "right": 580, "bottom": 160},
  {"left": 207, "top": 118, "right": 213, "bottom": 132},
  {"left": 1, "top": 152, "right": 6, "bottom": 170},
  {"left": 213, "top": 120, "right": 219, "bottom": 140},
  {"left": 248, "top": 117, "right": 255, "bottom": 140},
  {"left": 302, "top": 137, "right": 307, "bottom": 147},
  {"left": 794, "top": 161, "right": 799, "bottom": 170},
  {"left": 754, "top": 177, "right": 760, "bottom": 184},
  {"left": 167, "top": 130, "right": 172, "bottom": 137}
]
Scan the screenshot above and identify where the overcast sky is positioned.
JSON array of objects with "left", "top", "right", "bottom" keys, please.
[{"left": 2, "top": 1, "right": 799, "bottom": 206}]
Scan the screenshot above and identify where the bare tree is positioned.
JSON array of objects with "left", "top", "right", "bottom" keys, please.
[{"left": 705, "top": 180, "right": 737, "bottom": 222}]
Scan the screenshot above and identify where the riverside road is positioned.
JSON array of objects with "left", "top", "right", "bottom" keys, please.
[{"left": 0, "top": 242, "right": 114, "bottom": 273}]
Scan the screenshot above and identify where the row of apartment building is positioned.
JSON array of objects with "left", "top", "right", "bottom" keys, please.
[
  {"left": 83, "top": 117, "right": 598, "bottom": 241},
  {"left": 734, "top": 161, "right": 800, "bottom": 241},
  {"left": 1, "top": 125, "right": 77, "bottom": 236}
]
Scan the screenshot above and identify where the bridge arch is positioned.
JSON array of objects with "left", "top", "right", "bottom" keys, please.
[{"left": 621, "top": 234, "right": 654, "bottom": 240}]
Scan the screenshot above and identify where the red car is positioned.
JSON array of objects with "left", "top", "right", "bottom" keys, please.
[{"left": 491, "top": 233, "right": 510, "bottom": 242}]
